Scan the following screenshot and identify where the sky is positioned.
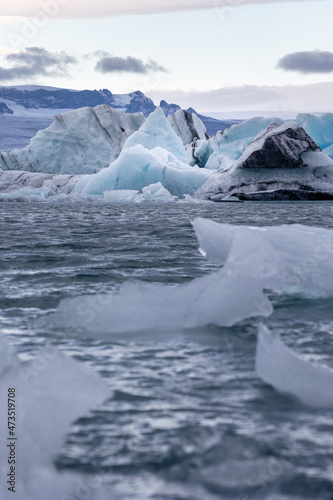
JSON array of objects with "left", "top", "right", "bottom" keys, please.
[{"left": 0, "top": 0, "right": 333, "bottom": 115}]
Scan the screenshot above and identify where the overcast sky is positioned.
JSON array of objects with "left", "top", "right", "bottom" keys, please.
[{"left": 0, "top": 0, "right": 332, "bottom": 115}]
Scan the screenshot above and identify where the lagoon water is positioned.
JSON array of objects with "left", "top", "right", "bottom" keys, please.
[{"left": 1, "top": 201, "right": 333, "bottom": 500}]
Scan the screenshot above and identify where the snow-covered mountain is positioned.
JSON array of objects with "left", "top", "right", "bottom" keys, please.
[{"left": 0, "top": 85, "right": 231, "bottom": 135}]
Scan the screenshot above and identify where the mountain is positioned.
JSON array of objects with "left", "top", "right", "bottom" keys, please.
[
  {"left": 0, "top": 102, "right": 14, "bottom": 115},
  {"left": 0, "top": 85, "right": 237, "bottom": 136}
]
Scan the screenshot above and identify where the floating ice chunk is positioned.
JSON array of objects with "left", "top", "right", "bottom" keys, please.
[
  {"left": 123, "top": 107, "right": 188, "bottom": 162},
  {"left": 0, "top": 334, "right": 114, "bottom": 500},
  {"left": 49, "top": 267, "right": 273, "bottom": 336},
  {"left": 48, "top": 220, "right": 333, "bottom": 336},
  {"left": 141, "top": 182, "right": 177, "bottom": 202},
  {"left": 103, "top": 183, "right": 177, "bottom": 204},
  {"left": 192, "top": 218, "right": 235, "bottom": 265},
  {"left": 193, "top": 218, "right": 333, "bottom": 297},
  {"left": 103, "top": 189, "right": 140, "bottom": 203},
  {"left": 75, "top": 145, "right": 211, "bottom": 198},
  {"left": 256, "top": 325, "right": 333, "bottom": 408}
]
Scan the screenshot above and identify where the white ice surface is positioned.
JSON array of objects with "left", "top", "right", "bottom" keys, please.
[
  {"left": 122, "top": 107, "right": 188, "bottom": 163},
  {"left": 75, "top": 145, "right": 211, "bottom": 198},
  {"left": 256, "top": 325, "right": 333, "bottom": 408},
  {"left": 0, "top": 105, "right": 145, "bottom": 175},
  {"left": 103, "top": 182, "right": 178, "bottom": 203}
]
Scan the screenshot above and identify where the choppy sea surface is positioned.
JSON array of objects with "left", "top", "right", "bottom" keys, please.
[{"left": 1, "top": 201, "right": 333, "bottom": 500}]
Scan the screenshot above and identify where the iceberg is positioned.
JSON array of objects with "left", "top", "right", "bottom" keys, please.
[
  {"left": 256, "top": 325, "right": 333, "bottom": 408},
  {"left": 0, "top": 334, "right": 116, "bottom": 500},
  {"left": 0, "top": 149, "right": 211, "bottom": 200},
  {"left": 188, "top": 113, "right": 333, "bottom": 171},
  {"left": 122, "top": 107, "right": 188, "bottom": 163},
  {"left": 73, "top": 105, "right": 211, "bottom": 198},
  {"left": 0, "top": 108, "right": 213, "bottom": 201},
  {"left": 103, "top": 182, "right": 178, "bottom": 203},
  {"left": 189, "top": 116, "right": 285, "bottom": 170},
  {"left": 48, "top": 219, "right": 333, "bottom": 336},
  {"left": 0, "top": 105, "right": 145, "bottom": 175},
  {"left": 75, "top": 145, "right": 211, "bottom": 198},
  {"left": 195, "top": 122, "right": 333, "bottom": 201}
]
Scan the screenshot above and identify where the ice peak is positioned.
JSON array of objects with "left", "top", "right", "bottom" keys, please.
[{"left": 123, "top": 106, "right": 188, "bottom": 162}]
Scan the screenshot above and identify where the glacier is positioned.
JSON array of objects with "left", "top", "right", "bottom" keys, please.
[
  {"left": 0, "top": 334, "right": 118, "bottom": 500},
  {"left": 256, "top": 325, "right": 333, "bottom": 408}
]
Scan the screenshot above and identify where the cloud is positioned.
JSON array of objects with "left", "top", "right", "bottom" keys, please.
[
  {"left": 147, "top": 82, "right": 333, "bottom": 114},
  {"left": 0, "top": 47, "right": 77, "bottom": 81},
  {"left": 277, "top": 50, "right": 333, "bottom": 74},
  {"left": 95, "top": 55, "right": 167, "bottom": 74},
  {"left": 0, "top": 0, "right": 326, "bottom": 19}
]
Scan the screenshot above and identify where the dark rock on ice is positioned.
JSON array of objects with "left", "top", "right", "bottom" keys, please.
[
  {"left": 194, "top": 121, "right": 333, "bottom": 201},
  {"left": 235, "top": 122, "right": 320, "bottom": 170}
]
